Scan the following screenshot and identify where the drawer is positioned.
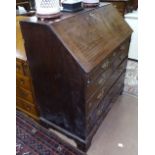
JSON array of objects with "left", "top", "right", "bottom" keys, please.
[
  {"left": 16, "top": 86, "right": 34, "bottom": 103},
  {"left": 106, "top": 59, "right": 127, "bottom": 90},
  {"left": 86, "top": 38, "right": 130, "bottom": 91},
  {"left": 87, "top": 87, "right": 105, "bottom": 115},
  {"left": 85, "top": 40, "right": 129, "bottom": 101},
  {"left": 86, "top": 66, "right": 113, "bottom": 99},
  {"left": 86, "top": 58, "right": 128, "bottom": 114},
  {"left": 16, "top": 97, "right": 38, "bottom": 116},
  {"left": 16, "top": 60, "right": 24, "bottom": 75},
  {"left": 87, "top": 94, "right": 110, "bottom": 133},
  {"left": 85, "top": 53, "right": 115, "bottom": 99},
  {"left": 16, "top": 74, "right": 32, "bottom": 91},
  {"left": 87, "top": 72, "right": 125, "bottom": 133},
  {"left": 111, "top": 39, "right": 130, "bottom": 68},
  {"left": 87, "top": 53, "right": 113, "bottom": 84}
]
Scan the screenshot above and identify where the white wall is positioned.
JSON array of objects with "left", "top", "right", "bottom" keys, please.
[{"left": 125, "top": 11, "right": 138, "bottom": 60}]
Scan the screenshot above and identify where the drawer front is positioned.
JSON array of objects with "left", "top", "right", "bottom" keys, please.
[
  {"left": 87, "top": 72, "right": 125, "bottom": 133},
  {"left": 86, "top": 64, "right": 113, "bottom": 99},
  {"left": 85, "top": 54, "right": 114, "bottom": 99},
  {"left": 87, "top": 87, "right": 105, "bottom": 114},
  {"left": 16, "top": 97, "right": 38, "bottom": 116},
  {"left": 85, "top": 38, "right": 130, "bottom": 99},
  {"left": 16, "top": 74, "right": 32, "bottom": 91},
  {"left": 16, "top": 86, "right": 34, "bottom": 103},
  {"left": 111, "top": 39, "right": 130, "bottom": 69},
  {"left": 85, "top": 38, "right": 129, "bottom": 100},
  {"left": 105, "top": 59, "right": 127, "bottom": 92},
  {"left": 87, "top": 53, "right": 113, "bottom": 84},
  {"left": 16, "top": 60, "right": 24, "bottom": 75},
  {"left": 86, "top": 58, "right": 128, "bottom": 114}
]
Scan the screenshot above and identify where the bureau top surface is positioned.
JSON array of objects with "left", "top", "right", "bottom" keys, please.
[{"left": 21, "top": 3, "right": 132, "bottom": 73}]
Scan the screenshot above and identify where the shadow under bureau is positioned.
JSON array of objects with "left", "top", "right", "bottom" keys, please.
[{"left": 20, "top": 3, "right": 132, "bottom": 151}]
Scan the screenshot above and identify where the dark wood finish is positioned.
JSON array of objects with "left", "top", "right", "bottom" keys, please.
[
  {"left": 16, "top": 0, "right": 31, "bottom": 11},
  {"left": 126, "top": 0, "right": 138, "bottom": 12},
  {"left": 100, "top": 0, "right": 129, "bottom": 16},
  {"left": 16, "top": 16, "right": 39, "bottom": 120},
  {"left": 20, "top": 3, "right": 132, "bottom": 151}
]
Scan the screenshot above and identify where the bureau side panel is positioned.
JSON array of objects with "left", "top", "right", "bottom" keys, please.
[{"left": 20, "top": 22, "right": 86, "bottom": 139}]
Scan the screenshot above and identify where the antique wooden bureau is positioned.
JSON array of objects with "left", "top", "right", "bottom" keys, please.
[
  {"left": 16, "top": 16, "right": 39, "bottom": 120},
  {"left": 20, "top": 3, "right": 132, "bottom": 151}
]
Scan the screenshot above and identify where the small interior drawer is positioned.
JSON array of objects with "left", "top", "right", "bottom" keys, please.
[
  {"left": 85, "top": 39, "right": 129, "bottom": 101},
  {"left": 86, "top": 71, "right": 126, "bottom": 133},
  {"left": 86, "top": 65, "right": 113, "bottom": 99},
  {"left": 86, "top": 58, "right": 128, "bottom": 114}
]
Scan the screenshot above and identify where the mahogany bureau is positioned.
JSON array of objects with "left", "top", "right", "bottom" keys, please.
[
  {"left": 20, "top": 3, "right": 132, "bottom": 151},
  {"left": 16, "top": 16, "right": 39, "bottom": 120}
]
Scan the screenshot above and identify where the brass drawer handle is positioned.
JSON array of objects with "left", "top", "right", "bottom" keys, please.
[
  {"left": 97, "top": 109, "right": 102, "bottom": 116},
  {"left": 99, "top": 73, "right": 107, "bottom": 84},
  {"left": 98, "top": 78, "right": 104, "bottom": 85},
  {"left": 97, "top": 93, "right": 102, "bottom": 100},
  {"left": 101, "top": 60, "right": 110, "bottom": 69},
  {"left": 112, "top": 52, "right": 116, "bottom": 57},
  {"left": 97, "top": 89, "right": 104, "bottom": 100}
]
